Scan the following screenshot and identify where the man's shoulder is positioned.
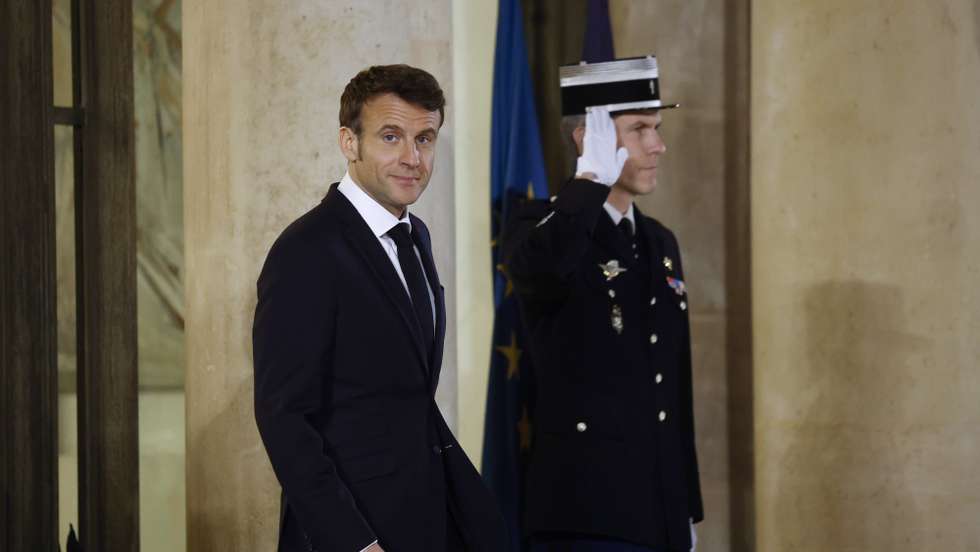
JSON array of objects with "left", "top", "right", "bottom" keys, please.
[
  {"left": 509, "top": 197, "right": 554, "bottom": 223},
  {"left": 638, "top": 212, "right": 680, "bottom": 247},
  {"left": 267, "top": 191, "right": 346, "bottom": 263}
]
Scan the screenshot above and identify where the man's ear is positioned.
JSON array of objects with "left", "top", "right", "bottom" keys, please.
[
  {"left": 572, "top": 124, "right": 586, "bottom": 156},
  {"left": 339, "top": 126, "right": 360, "bottom": 162}
]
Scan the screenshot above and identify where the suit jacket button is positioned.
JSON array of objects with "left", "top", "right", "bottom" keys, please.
[
  {"left": 576, "top": 422, "right": 588, "bottom": 433},
  {"left": 658, "top": 410, "right": 667, "bottom": 422},
  {"left": 432, "top": 445, "right": 442, "bottom": 455}
]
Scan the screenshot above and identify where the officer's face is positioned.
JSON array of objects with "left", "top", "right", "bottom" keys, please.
[
  {"left": 340, "top": 93, "right": 442, "bottom": 217},
  {"left": 612, "top": 110, "right": 666, "bottom": 196}
]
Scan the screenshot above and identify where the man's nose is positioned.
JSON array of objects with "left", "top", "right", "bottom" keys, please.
[
  {"left": 649, "top": 132, "right": 667, "bottom": 155},
  {"left": 400, "top": 142, "right": 421, "bottom": 167}
]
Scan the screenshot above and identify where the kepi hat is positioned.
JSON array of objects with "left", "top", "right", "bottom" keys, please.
[{"left": 560, "top": 55, "right": 678, "bottom": 116}]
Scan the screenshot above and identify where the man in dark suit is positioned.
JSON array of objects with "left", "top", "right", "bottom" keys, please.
[
  {"left": 253, "top": 64, "right": 506, "bottom": 552},
  {"left": 501, "top": 70, "right": 704, "bottom": 550}
]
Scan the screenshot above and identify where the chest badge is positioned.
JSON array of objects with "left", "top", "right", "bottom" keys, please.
[
  {"left": 599, "top": 259, "right": 628, "bottom": 281},
  {"left": 663, "top": 256, "right": 674, "bottom": 271},
  {"left": 666, "top": 276, "right": 686, "bottom": 296},
  {"left": 611, "top": 304, "right": 624, "bottom": 335}
]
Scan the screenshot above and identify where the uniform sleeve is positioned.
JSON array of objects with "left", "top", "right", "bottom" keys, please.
[
  {"left": 252, "top": 240, "right": 377, "bottom": 552},
  {"left": 669, "top": 231, "right": 704, "bottom": 523},
  {"left": 500, "top": 179, "right": 611, "bottom": 305}
]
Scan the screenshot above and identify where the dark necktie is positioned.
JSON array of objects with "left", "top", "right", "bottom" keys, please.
[
  {"left": 387, "top": 224, "right": 435, "bottom": 357},
  {"left": 617, "top": 217, "right": 634, "bottom": 240}
]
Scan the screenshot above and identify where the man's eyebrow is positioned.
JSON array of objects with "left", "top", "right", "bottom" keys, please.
[{"left": 378, "top": 124, "right": 405, "bottom": 134}]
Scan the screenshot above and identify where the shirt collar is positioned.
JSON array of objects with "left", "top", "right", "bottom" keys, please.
[
  {"left": 338, "top": 171, "right": 411, "bottom": 238},
  {"left": 603, "top": 201, "right": 635, "bottom": 227}
]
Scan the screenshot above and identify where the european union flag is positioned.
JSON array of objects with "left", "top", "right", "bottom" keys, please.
[
  {"left": 582, "top": 0, "right": 615, "bottom": 64},
  {"left": 481, "top": 0, "right": 548, "bottom": 550}
]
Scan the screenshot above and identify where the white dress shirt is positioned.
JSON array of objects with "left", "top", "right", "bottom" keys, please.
[
  {"left": 602, "top": 201, "right": 635, "bottom": 229},
  {"left": 338, "top": 172, "right": 437, "bottom": 329}
]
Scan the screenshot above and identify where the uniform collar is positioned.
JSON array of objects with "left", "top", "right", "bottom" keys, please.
[{"left": 603, "top": 201, "right": 635, "bottom": 227}]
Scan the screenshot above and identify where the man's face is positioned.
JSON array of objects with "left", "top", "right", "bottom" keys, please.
[
  {"left": 340, "top": 93, "right": 442, "bottom": 217},
  {"left": 612, "top": 110, "right": 666, "bottom": 196}
]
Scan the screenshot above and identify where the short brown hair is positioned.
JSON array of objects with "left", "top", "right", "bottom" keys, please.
[{"left": 339, "top": 64, "right": 446, "bottom": 136}]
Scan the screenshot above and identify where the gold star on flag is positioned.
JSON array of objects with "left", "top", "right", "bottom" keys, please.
[
  {"left": 517, "top": 407, "right": 533, "bottom": 451},
  {"left": 495, "top": 332, "right": 522, "bottom": 380}
]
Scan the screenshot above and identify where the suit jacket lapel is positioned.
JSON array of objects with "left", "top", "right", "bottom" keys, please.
[
  {"left": 410, "top": 214, "right": 446, "bottom": 393},
  {"left": 325, "top": 185, "right": 430, "bottom": 374}
]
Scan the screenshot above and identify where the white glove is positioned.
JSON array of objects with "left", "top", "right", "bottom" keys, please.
[
  {"left": 690, "top": 518, "right": 697, "bottom": 552},
  {"left": 575, "top": 105, "right": 629, "bottom": 186}
]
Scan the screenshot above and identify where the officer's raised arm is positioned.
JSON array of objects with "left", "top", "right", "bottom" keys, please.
[{"left": 500, "top": 107, "right": 625, "bottom": 302}]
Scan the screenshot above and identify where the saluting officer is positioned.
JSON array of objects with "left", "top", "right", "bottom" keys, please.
[{"left": 500, "top": 56, "right": 703, "bottom": 552}]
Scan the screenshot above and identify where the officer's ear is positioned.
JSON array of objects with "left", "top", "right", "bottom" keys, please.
[
  {"left": 339, "top": 126, "right": 360, "bottom": 162},
  {"left": 572, "top": 124, "right": 585, "bottom": 156}
]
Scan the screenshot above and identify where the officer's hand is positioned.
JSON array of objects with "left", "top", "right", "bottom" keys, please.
[{"left": 575, "top": 106, "right": 628, "bottom": 186}]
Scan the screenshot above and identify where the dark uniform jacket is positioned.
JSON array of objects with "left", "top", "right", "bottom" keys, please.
[
  {"left": 501, "top": 179, "right": 704, "bottom": 551},
  {"left": 253, "top": 183, "right": 507, "bottom": 552}
]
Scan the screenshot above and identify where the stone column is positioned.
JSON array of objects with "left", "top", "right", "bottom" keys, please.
[
  {"left": 183, "top": 2, "right": 454, "bottom": 549},
  {"left": 752, "top": 1, "right": 980, "bottom": 549}
]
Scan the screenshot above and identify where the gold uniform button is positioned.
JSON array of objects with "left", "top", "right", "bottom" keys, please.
[
  {"left": 680, "top": 301, "right": 687, "bottom": 311},
  {"left": 655, "top": 373, "right": 663, "bottom": 384},
  {"left": 658, "top": 411, "right": 667, "bottom": 422},
  {"left": 650, "top": 334, "right": 658, "bottom": 344},
  {"left": 608, "top": 289, "right": 616, "bottom": 298},
  {"left": 650, "top": 297, "right": 657, "bottom": 306},
  {"left": 576, "top": 422, "right": 588, "bottom": 433}
]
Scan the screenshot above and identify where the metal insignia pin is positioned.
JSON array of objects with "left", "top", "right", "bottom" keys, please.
[
  {"left": 663, "top": 256, "right": 673, "bottom": 271},
  {"left": 535, "top": 211, "right": 555, "bottom": 228},
  {"left": 599, "top": 259, "right": 628, "bottom": 281},
  {"left": 611, "top": 304, "right": 624, "bottom": 334}
]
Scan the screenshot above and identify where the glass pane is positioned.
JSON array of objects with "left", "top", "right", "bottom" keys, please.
[
  {"left": 55, "top": 124, "right": 78, "bottom": 545},
  {"left": 135, "top": 0, "right": 186, "bottom": 550},
  {"left": 53, "top": 0, "right": 73, "bottom": 107}
]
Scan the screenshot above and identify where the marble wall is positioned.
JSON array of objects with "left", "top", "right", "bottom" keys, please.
[
  {"left": 182, "top": 1, "right": 455, "bottom": 549},
  {"left": 752, "top": 1, "right": 980, "bottom": 549}
]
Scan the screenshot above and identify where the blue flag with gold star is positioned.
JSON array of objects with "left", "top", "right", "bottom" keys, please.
[{"left": 482, "top": 0, "right": 548, "bottom": 550}]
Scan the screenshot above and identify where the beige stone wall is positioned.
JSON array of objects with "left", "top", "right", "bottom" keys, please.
[
  {"left": 182, "top": 1, "right": 454, "bottom": 550},
  {"left": 752, "top": 1, "right": 980, "bottom": 550}
]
